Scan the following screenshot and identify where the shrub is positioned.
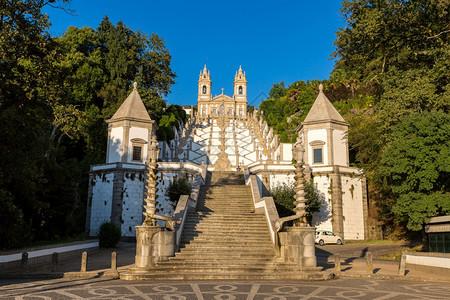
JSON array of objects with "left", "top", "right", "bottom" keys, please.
[
  {"left": 271, "top": 183, "right": 295, "bottom": 218},
  {"left": 165, "top": 177, "right": 192, "bottom": 208},
  {"left": 98, "top": 221, "right": 121, "bottom": 248},
  {"left": 270, "top": 180, "right": 325, "bottom": 223}
]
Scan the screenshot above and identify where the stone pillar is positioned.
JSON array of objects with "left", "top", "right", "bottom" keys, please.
[
  {"left": 278, "top": 226, "right": 316, "bottom": 268},
  {"left": 133, "top": 225, "right": 163, "bottom": 269},
  {"left": 111, "top": 170, "right": 125, "bottom": 230},
  {"left": 330, "top": 171, "right": 344, "bottom": 239}
]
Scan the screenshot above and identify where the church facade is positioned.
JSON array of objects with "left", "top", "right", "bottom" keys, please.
[{"left": 197, "top": 65, "right": 247, "bottom": 118}]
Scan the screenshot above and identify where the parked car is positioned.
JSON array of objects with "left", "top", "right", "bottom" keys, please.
[{"left": 315, "top": 230, "right": 343, "bottom": 245}]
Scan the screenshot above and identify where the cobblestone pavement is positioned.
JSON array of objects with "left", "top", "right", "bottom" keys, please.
[{"left": 1, "top": 277, "right": 450, "bottom": 299}]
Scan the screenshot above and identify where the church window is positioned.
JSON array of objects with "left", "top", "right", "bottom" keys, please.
[
  {"left": 202, "top": 85, "right": 207, "bottom": 94},
  {"left": 239, "top": 110, "right": 243, "bottom": 116},
  {"left": 212, "top": 109, "right": 217, "bottom": 115},
  {"left": 227, "top": 109, "right": 232, "bottom": 116},
  {"left": 313, "top": 148, "right": 323, "bottom": 164},
  {"left": 202, "top": 109, "right": 206, "bottom": 116},
  {"left": 239, "top": 86, "right": 243, "bottom": 95}
]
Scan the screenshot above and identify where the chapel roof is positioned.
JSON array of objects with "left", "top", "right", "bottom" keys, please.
[
  {"left": 302, "top": 84, "right": 347, "bottom": 125},
  {"left": 109, "top": 82, "right": 152, "bottom": 122}
]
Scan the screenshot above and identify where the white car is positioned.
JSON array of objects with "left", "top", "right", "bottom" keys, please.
[{"left": 315, "top": 230, "right": 343, "bottom": 245}]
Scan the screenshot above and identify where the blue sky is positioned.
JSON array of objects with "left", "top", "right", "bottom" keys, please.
[{"left": 44, "top": 0, "right": 345, "bottom": 107}]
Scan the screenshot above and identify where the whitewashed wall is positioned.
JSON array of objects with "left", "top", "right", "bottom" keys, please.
[
  {"left": 270, "top": 174, "right": 295, "bottom": 190},
  {"left": 108, "top": 127, "right": 123, "bottom": 163},
  {"left": 307, "top": 129, "right": 328, "bottom": 166},
  {"left": 156, "top": 172, "right": 177, "bottom": 218},
  {"left": 341, "top": 175, "right": 365, "bottom": 240},
  {"left": 311, "top": 175, "right": 333, "bottom": 231},
  {"left": 333, "top": 129, "right": 348, "bottom": 167},
  {"left": 121, "top": 174, "right": 145, "bottom": 237},
  {"left": 127, "top": 127, "right": 149, "bottom": 163},
  {"left": 89, "top": 173, "right": 114, "bottom": 235}
]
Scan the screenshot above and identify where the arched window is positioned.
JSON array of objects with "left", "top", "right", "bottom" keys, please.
[
  {"left": 238, "top": 86, "right": 243, "bottom": 95},
  {"left": 202, "top": 85, "right": 207, "bottom": 94}
]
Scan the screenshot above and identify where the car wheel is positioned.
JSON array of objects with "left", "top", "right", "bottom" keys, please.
[
  {"left": 337, "top": 239, "right": 343, "bottom": 245},
  {"left": 319, "top": 239, "right": 324, "bottom": 246}
]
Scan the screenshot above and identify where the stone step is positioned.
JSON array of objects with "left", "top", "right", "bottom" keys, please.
[
  {"left": 158, "top": 261, "right": 301, "bottom": 268},
  {"left": 180, "top": 242, "right": 272, "bottom": 249},
  {"left": 180, "top": 239, "right": 271, "bottom": 244},
  {"left": 174, "top": 250, "right": 276, "bottom": 257},
  {"left": 195, "top": 209, "right": 254, "bottom": 212},
  {"left": 184, "top": 216, "right": 264, "bottom": 220},
  {"left": 179, "top": 240, "right": 273, "bottom": 246},
  {"left": 197, "top": 203, "right": 253, "bottom": 206},
  {"left": 146, "top": 266, "right": 321, "bottom": 274},
  {"left": 182, "top": 227, "right": 269, "bottom": 232},
  {"left": 183, "top": 221, "right": 267, "bottom": 225},
  {"left": 181, "top": 236, "right": 271, "bottom": 243},
  {"left": 187, "top": 212, "right": 259, "bottom": 216},
  {"left": 120, "top": 270, "right": 330, "bottom": 281},
  {"left": 183, "top": 220, "right": 265, "bottom": 225},
  {"left": 181, "top": 228, "right": 269, "bottom": 236},
  {"left": 179, "top": 246, "right": 274, "bottom": 252}
]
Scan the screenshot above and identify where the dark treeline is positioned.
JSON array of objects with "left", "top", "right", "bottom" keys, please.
[
  {"left": 0, "top": 0, "right": 179, "bottom": 249},
  {"left": 259, "top": 0, "right": 449, "bottom": 238}
]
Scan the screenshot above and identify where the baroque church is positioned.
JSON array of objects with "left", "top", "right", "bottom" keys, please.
[
  {"left": 86, "top": 65, "right": 371, "bottom": 243},
  {"left": 197, "top": 65, "right": 247, "bottom": 118}
]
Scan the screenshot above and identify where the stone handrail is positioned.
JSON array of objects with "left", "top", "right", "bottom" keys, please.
[
  {"left": 275, "top": 215, "right": 302, "bottom": 233},
  {"left": 172, "top": 195, "right": 190, "bottom": 249},
  {"left": 245, "top": 173, "right": 279, "bottom": 245},
  {"left": 172, "top": 174, "right": 204, "bottom": 249}
]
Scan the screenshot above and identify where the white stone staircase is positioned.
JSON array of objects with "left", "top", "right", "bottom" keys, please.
[{"left": 129, "top": 171, "right": 325, "bottom": 280}]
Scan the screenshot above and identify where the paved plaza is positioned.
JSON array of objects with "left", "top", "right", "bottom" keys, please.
[{"left": 1, "top": 277, "right": 450, "bottom": 299}]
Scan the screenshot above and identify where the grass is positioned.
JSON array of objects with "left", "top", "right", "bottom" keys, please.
[{"left": 378, "top": 244, "right": 425, "bottom": 261}]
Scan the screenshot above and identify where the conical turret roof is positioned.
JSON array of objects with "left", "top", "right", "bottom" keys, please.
[
  {"left": 303, "top": 84, "right": 347, "bottom": 125},
  {"left": 109, "top": 82, "right": 151, "bottom": 122}
]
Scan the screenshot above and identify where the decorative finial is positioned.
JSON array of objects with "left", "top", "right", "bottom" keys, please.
[
  {"left": 133, "top": 81, "right": 138, "bottom": 90},
  {"left": 319, "top": 83, "right": 323, "bottom": 93},
  {"left": 221, "top": 88, "right": 224, "bottom": 94}
]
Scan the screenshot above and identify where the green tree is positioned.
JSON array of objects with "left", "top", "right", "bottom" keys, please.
[
  {"left": 268, "top": 81, "right": 287, "bottom": 99},
  {"left": 378, "top": 111, "right": 450, "bottom": 231},
  {"left": 0, "top": 2, "right": 177, "bottom": 249},
  {"left": 0, "top": 0, "right": 63, "bottom": 248}
]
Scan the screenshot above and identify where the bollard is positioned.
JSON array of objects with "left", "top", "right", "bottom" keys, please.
[
  {"left": 51, "top": 252, "right": 58, "bottom": 272},
  {"left": 398, "top": 252, "right": 406, "bottom": 276},
  {"left": 21, "top": 252, "right": 28, "bottom": 272},
  {"left": 366, "top": 251, "right": 373, "bottom": 274},
  {"left": 334, "top": 254, "right": 341, "bottom": 273},
  {"left": 80, "top": 251, "right": 88, "bottom": 272},
  {"left": 111, "top": 252, "right": 117, "bottom": 271}
]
